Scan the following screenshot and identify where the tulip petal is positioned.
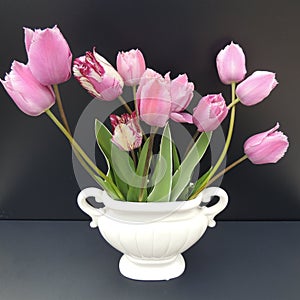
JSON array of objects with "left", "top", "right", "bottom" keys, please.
[
  {"left": 236, "top": 71, "right": 278, "bottom": 106},
  {"left": 117, "top": 49, "right": 146, "bottom": 86},
  {"left": 110, "top": 112, "right": 142, "bottom": 151},
  {"left": 1, "top": 61, "right": 55, "bottom": 116},
  {"left": 73, "top": 49, "right": 123, "bottom": 101},
  {"left": 170, "top": 112, "right": 193, "bottom": 123},
  {"left": 27, "top": 26, "right": 72, "bottom": 85},
  {"left": 24, "top": 27, "right": 34, "bottom": 53},
  {"left": 193, "top": 94, "right": 228, "bottom": 132},
  {"left": 216, "top": 42, "right": 247, "bottom": 85},
  {"left": 138, "top": 75, "right": 171, "bottom": 127},
  {"left": 170, "top": 74, "right": 194, "bottom": 112},
  {"left": 244, "top": 123, "right": 289, "bottom": 164}
]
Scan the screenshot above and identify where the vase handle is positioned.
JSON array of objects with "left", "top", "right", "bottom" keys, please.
[
  {"left": 201, "top": 187, "right": 228, "bottom": 228},
  {"left": 77, "top": 187, "right": 106, "bottom": 228}
]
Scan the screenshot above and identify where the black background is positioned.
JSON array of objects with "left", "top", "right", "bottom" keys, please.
[{"left": 0, "top": 0, "right": 298, "bottom": 220}]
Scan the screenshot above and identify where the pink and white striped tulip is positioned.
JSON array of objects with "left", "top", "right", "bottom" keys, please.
[
  {"left": 136, "top": 69, "right": 171, "bottom": 127},
  {"left": 73, "top": 48, "right": 124, "bottom": 101},
  {"left": 244, "top": 123, "right": 289, "bottom": 164},
  {"left": 170, "top": 74, "right": 194, "bottom": 124},
  {"left": 193, "top": 94, "right": 228, "bottom": 132},
  {"left": 110, "top": 111, "right": 142, "bottom": 151},
  {"left": 236, "top": 71, "right": 278, "bottom": 106},
  {"left": 25, "top": 26, "right": 72, "bottom": 85},
  {"left": 216, "top": 42, "right": 247, "bottom": 85},
  {"left": 1, "top": 61, "right": 55, "bottom": 116},
  {"left": 116, "top": 49, "right": 146, "bottom": 86}
]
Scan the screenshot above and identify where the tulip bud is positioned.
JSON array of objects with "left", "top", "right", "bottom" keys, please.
[
  {"left": 236, "top": 71, "right": 278, "bottom": 106},
  {"left": 192, "top": 94, "right": 228, "bottom": 132},
  {"left": 73, "top": 48, "right": 124, "bottom": 101},
  {"left": 1, "top": 61, "right": 55, "bottom": 116},
  {"left": 25, "top": 26, "right": 72, "bottom": 85},
  {"left": 136, "top": 69, "right": 171, "bottom": 127},
  {"left": 244, "top": 123, "right": 289, "bottom": 164},
  {"left": 110, "top": 111, "right": 142, "bottom": 151},
  {"left": 169, "top": 74, "right": 194, "bottom": 124},
  {"left": 116, "top": 49, "right": 146, "bottom": 86},
  {"left": 216, "top": 42, "right": 247, "bottom": 85}
]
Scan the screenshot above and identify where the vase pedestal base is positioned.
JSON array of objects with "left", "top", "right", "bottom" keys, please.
[{"left": 119, "top": 254, "right": 185, "bottom": 281}]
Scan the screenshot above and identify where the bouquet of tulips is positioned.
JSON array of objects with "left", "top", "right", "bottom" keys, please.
[{"left": 1, "top": 26, "right": 289, "bottom": 202}]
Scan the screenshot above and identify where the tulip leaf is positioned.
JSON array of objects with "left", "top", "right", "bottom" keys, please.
[
  {"left": 94, "top": 175, "right": 119, "bottom": 199},
  {"left": 127, "top": 138, "right": 150, "bottom": 202},
  {"left": 95, "top": 119, "right": 113, "bottom": 175},
  {"left": 191, "top": 167, "right": 213, "bottom": 195},
  {"left": 110, "top": 143, "right": 137, "bottom": 193},
  {"left": 170, "top": 131, "right": 212, "bottom": 202},
  {"left": 172, "top": 142, "right": 180, "bottom": 173},
  {"left": 95, "top": 119, "right": 131, "bottom": 198},
  {"left": 147, "top": 124, "right": 173, "bottom": 202},
  {"left": 177, "top": 183, "right": 193, "bottom": 201}
]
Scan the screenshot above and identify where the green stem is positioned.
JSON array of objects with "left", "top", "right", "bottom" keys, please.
[
  {"left": 45, "top": 109, "right": 124, "bottom": 200},
  {"left": 53, "top": 85, "right": 112, "bottom": 189},
  {"left": 118, "top": 95, "right": 133, "bottom": 114},
  {"left": 204, "top": 154, "right": 248, "bottom": 188},
  {"left": 53, "top": 84, "right": 71, "bottom": 133},
  {"left": 138, "top": 127, "right": 157, "bottom": 202},
  {"left": 131, "top": 149, "right": 137, "bottom": 168},
  {"left": 190, "top": 82, "right": 237, "bottom": 198},
  {"left": 227, "top": 98, "right": 240, "bottom": 110}
]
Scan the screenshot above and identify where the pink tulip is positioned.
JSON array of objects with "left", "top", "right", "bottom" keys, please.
[
  {"left": 136, "top": 69, "right": 171, "bottom": 127},
  {"left": 73, "top": 48, "right": 124, "bottom": 101},
  {"left": 244, "top": 123, "right": 289, "bottom": 164},
  {"left": 1, "top": 61, "right": 55, "bottom": 116},
  {"left": 170, "top": 74, "right": 194, "bottom": 124},
  {"left": 25, "top": 26, "right": 72, "bottom": 85},
  {"left": 193, "top": 94, "right": 228, "bottom": 132},
  {"left": 116, "top": 49, "right": 146, "bottom": 86},
  {"left": 216, "top": 42, "right": 247, "bottom": 85},
  {"left": 110, "top": 111, "right": 142, "bottom": 151},
  {"left": 236, "top": 71, "right": 278, "bottom": 106}
]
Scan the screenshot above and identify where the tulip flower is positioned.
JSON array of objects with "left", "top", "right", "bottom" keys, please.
[
  {"left": 216, "top": 42, "right": 247, "bottom": 85},
  {"left": 244, "top": 123, "right": 289, "bottom": 164},
  {"left": 193, "top": 94, "right": 228, "bottom": 132},
  {"left": 116, "top": 49, "right": 146, "bottom": 86},
  {"left": 25, "top": 26, "right": 72, "bottom": 85},
  {"left": 1, "top": 61, "right": 55, "bottom": 116},
  {"left": 110, "top": 111, "right": 142, "bottom": 151},
  {"left": 169, "top": 74, "right": 194, "bottom": 124},
  {"left": 136, "top": 69, "right": 171, "bottom": 127},
  {"left": 236, "top": 71, "right": 278, "bottom": 106},
  {"left": 73, "top": 48, "right": 124, "bottom": 101}
]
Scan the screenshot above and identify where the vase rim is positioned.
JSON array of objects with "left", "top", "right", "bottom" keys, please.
[{"left": 100, "top": 191, "right": 203, "bottom": 213}]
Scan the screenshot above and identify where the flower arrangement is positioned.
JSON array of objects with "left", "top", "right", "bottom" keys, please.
[{"left": 1, "top": 26, "right": 289, "bottom": 203}]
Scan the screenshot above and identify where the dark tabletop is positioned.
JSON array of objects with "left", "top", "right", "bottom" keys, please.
[{"left": 0, "top": 221, "right": 299, "bottom": 300}]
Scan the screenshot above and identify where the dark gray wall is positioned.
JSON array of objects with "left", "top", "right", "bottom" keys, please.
[{"left": 0, "top": 0, "right": 298, "bottom": 220}]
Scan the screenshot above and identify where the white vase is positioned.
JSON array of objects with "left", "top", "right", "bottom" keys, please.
[{"left": 77, "top": 186, "right": 228, "bottom": 281}]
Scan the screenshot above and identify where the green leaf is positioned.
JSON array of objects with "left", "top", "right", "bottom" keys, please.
[
  {"left": 94, "top": 175, "right": 120, "bottom": 200},
  {"left": 95, "top": 120, "right": 111, "bottom": 157},
  {"left": 191, "top": 167, "right": 212, "bottom": 195},
  {"left": 110, "top": 143, "right": 136, "bottom": 191},
  {"left": 95, "top": 119, "right": 130, "bottom": 197},
  {"left": 95, "top": 119, "right": 113, "bottom": 176},
  {"left": 172, "top": 142, "right": 180, "bottom": 173},
  {"left": 177, "top": 183, "right": 193, "bottom": 201},
  {"left": 127, "top": 138, "right": 150, "bottom": 202},
  {"left": 147, "top": 124, "right": 173, "bottom": 202},
  {"left": 170, "top": 131, "right": 212, "bottom": 202}
]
